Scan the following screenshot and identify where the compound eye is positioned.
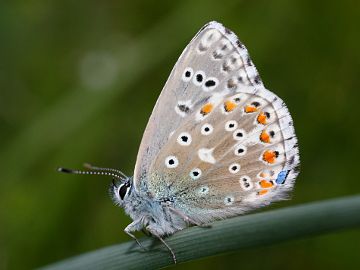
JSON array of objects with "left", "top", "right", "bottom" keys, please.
[{"left": 118, "top": 184, "right": 128, "bottom": 200}]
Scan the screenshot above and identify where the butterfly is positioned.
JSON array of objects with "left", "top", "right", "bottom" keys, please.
[{"left": 59, "top": 21, "right": 300, "bottom": 263}]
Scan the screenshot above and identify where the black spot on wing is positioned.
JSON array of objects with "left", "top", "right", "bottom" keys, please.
[
  {"left": 198, "top": 43, "right": 207, "bottom": 52},
  {"left": 195, "top": 73, "right": 204, "bottom": 83},
  {"left": 178, "top": 104, "right": 190, "bottom": 113},
  {"left": 213, "top": 51, "right": 222, "bottom": 59},
  {"left": 205, "top": 80, "right": 216, "bottom": 87},
  {"left": 222, "top": 62, "right": 231, "bottom": 72},
  {"left": 254, "top": 75, "right": 262, "bottom": 85},
  {"left": 293, "top": 164, "right": 301, "bottom": 174},
  {"left": 288, "top": 155, "right": 295, "bottom": 165},
  {"left": 236, "top": 39, "right": 244, "bottom": 49}
]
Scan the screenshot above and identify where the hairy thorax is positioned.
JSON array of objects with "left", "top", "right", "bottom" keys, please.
[{"left": 122, "top": 183, "right": 187, "bottom": 236}]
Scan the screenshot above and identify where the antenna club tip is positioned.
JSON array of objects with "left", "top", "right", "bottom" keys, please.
[{"left": 57, "top": 167, "right": 73, "bottom": 173}]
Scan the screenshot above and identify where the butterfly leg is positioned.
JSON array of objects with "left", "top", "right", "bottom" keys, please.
[
  {"left": 147, "top": 227, "right": 177, "bottom": 264},
  {"left": 124, "top": 220, "right": 147, "bottom": 251},
  {"left": 168, "top": 206, "right": 211, "bottom": 228}
]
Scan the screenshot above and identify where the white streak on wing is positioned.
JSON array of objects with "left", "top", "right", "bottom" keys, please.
[{"left": 198, "top": 148, "right": 216, "bottom": 164}]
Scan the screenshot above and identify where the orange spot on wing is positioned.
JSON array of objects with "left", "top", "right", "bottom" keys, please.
[
  {"left": 262, "top": 150, "right": 279, "bottom": 164},
  {"left": 257, "top": 112, "right": 267, "bottom": 124},
  {"left": 259, "top": 180, "right": 274, "bottom": 188},
  {"left": 245, "top": 105, "right": 257, "bottom": 113},
  {"left": 200, "top": 103, "right": 213, "bottom": 115},
  {"left": 258, "top": 189, "right": 269, "bottom": 196},
  {"left": 224, "top": 101, "right": 237, "bottom": 112},
  {"left": 260, "top": 131, "right": 270, "bottom": 143}
]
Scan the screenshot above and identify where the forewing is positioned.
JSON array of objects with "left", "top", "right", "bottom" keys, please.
[
  {"left": 135, "top": 22, "right": 300, "bottom": 223},
  {"left": 134, "top": 21, "right": 264, "bottom": 188}
]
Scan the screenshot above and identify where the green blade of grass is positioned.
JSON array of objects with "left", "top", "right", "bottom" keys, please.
[{"left": 40, "top": 195, "right": 360, "bottom": 270}]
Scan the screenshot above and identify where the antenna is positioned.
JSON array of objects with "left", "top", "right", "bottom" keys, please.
[
  {"left": 83, "top": 163, "right": 128, "bottom": 178},
  {"left": 57, "top": 163, "right": 127, "bottom": 181}
]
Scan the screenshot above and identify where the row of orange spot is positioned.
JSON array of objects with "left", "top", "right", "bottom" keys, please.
[{"left": 200, "top": 101, "right": 270, "bottom": 124}]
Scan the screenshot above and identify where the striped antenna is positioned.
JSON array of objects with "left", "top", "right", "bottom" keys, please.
[{"left": 57, "top": 163, "right": 127, "bottom": 181}]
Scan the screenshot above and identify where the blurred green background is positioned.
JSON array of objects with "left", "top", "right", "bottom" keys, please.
[{"left": 1, "top": 0, "right": 360, "bottom": 269}]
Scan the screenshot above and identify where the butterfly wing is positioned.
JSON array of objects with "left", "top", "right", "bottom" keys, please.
[
  {"left": 134, "top": 21, "right": 264, "bottom": 187},
  {"left": 134, "top": 21, "right": 300, "bottom": 223}
]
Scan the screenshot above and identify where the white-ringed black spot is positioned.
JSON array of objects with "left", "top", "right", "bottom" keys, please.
[
  {"left": 225, "top": 120, "right": 238, "bottom": 131},
  {"left": 165, "top": 156, "right": 179, "bottom": 168},
  {"left": 251, "top": 101, "right": 260, "bottom": 107},
  {"left": 178, "top": 104, "right": 190, "bottom": 113},
  {"left": 190, "top": 168, "right": 202, "bottom": 180},
  {"left": 224, "top": 196, "right": 234, "bottom": 205},
  {"left": 234, "top": 144, "right": 247, "bottom": 156},
  {"left": 233, "top": 129, "right": 246, "bottom": 140},
  {"left": 269, "top": 131, "right": 275, "bottom": 137},
  {"left": 205, "top": 80, "right": 216, "bottom": 87},
  {"left": 239, "top": 175, "right": 253, "bottom": 190},
  {"left": 202, "top": 77, "right": 218, "bottom": 92},
  {"left": 193, "top": 71, "right": 206, "bottom": 86},
  {"left": 229, "top": 163, "right": 240, "bottom": 174},
  {"left": 201, "top": 123, "right": 213, "bottom": 135},
  {"left": 182, "top": 67, "right": 194, "bottom": 82},
  {"left": 175, "top": 100, "right": 192, "bottom": 117},
  {"left": 177, "top": 132, "right": 192, "bottom": 146}
]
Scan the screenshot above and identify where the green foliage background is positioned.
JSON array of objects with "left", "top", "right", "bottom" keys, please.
[{"left": 0, "top": 0, "right": 359, "bottom": 269}]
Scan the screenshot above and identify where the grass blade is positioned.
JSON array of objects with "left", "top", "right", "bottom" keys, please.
[{"left": 40, "top": 195, "right": 360, "bottom": 270}]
